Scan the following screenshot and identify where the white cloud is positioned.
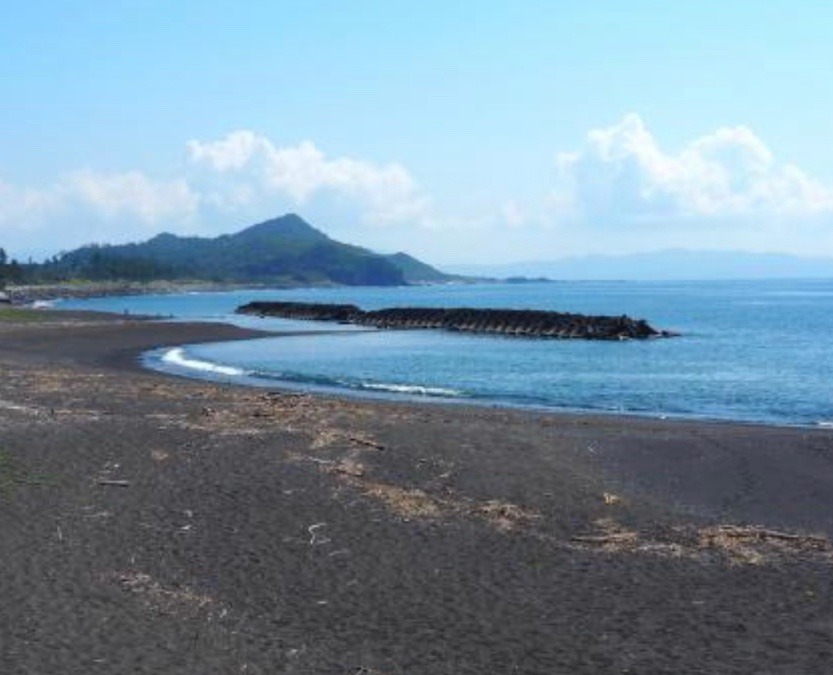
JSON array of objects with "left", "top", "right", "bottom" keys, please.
[
  {"left": 0, "top": 171, "right": 197, "bottom": 226},
  {"left": 62, "top": 170, "right": 199, "bottom": 223},
  {"left": 0, "top": 170, "right": 200, "bottom": 256},
  {"left": 187, "top": 131, "right": 431, "bottom": 225},
  {"left": 0, "top": 134, "right": 434, "bottom": 256},
  {"left": 553, "top": 113, "right": 833, "bottom": 223},
  {"left": 500, "top": 199, "right": 526, "bottom": 228},
  {"left": 3, "top": 119, "right": 833, "bottom": 261},
  {"left": 0, "top": 176, "right": 62, "bottom": 227}
]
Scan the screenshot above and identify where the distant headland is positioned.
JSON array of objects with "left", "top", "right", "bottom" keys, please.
[{"left": 0, "top": 214, "right": 462, "bottom": 295}]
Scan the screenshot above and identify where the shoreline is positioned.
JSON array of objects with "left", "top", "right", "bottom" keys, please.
[
  {"left": 3, "top": 309, "right": 833, "bottom": 672},
  {"left": 12, "top": 301, "right": 827, "bottom": 431},
  {"left": 10, "top": 303, "right": 833, "bottom": 436},
  {"left": 142, "top": 330, "right": 826, "bottom": 432},
  {"left": 4, "top": 277, "right": 480, "bottom": 306},
  {"left": 147, "top": 345, "right": 833, "bottom": 432},
  {"left": 35, "top": 282, "right": 830, "bottom": 430},
  {"left": 4, "top": 280, "right": 330, "bottom": 305}
]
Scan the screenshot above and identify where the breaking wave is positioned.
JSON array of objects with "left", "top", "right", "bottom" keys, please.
[
  {"left": 156, "top": 348, "right": 464, "bottom": 400},
  {"left": 160, "top": 347, "right": 247, "bottom": 377},
  {"left": 359, "top": 382, "right": 463, "bottom": 397}
]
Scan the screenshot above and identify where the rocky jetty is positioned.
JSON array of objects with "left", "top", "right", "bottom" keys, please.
[
  {"left": 236, "top": 301, "right": 675, "bottom": 340},
  {"left": 239, "top": 301, "right": 362, "bottom": 323}
]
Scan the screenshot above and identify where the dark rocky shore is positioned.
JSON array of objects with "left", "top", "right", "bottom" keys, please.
[
  {"left": 1, "top": 309, "right": 832, "bottom": 674},
  {"left": 237, "top": 300, "right": 675, "bottom": 340}
]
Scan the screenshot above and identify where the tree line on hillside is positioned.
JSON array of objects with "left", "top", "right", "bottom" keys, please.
[
  {"left": 0, "top": 245, "right": 162, "bottom": 286},
  {"left": 0, "top": 241, "right": 407, "bottom": 287},
  {"left": 0, "top": 214, "right": 454, "bottom": 288},
  {"left": 0, "top": 248, "right": 27, "bottom": 287}
]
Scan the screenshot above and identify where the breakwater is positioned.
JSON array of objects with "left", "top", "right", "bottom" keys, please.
[{"left": 236, "top": 301, "right": 675, "bottom": 340}]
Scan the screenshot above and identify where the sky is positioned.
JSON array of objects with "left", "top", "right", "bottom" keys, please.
[{"left": 2, "top": 0, "right": 833, "bottom": 266}]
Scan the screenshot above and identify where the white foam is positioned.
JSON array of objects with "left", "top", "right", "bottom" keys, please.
[
  {"left": 160, "top": 347, "right": 246, "bottom": 377},
  {"left": 818, "top": 421, "right": 833, "bottom": 428},
  {"left": 361, "top": 382, "right": 462, "bottom": 397},
  {"left": 31, "top": 300, "right": 55, "bottom": 309}
]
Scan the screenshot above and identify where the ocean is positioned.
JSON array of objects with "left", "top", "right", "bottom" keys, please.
[{"left": 57, "top": 279, "right": 833, "bottom": 427}]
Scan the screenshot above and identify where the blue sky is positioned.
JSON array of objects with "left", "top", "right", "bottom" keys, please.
[{"left": 2, "top": 1, "right": 833, "bottom": 264}]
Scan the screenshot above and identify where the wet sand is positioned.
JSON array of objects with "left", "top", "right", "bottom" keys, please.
[{"left": 1, "top": 310, "right": 832, "bottom": 673}]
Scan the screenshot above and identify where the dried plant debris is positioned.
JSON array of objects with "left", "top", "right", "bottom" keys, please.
[
  {"left": 300, "top": 421, "right": 545, "bottom": 531},
  {"left": 568, "top": 518, "right": 832, "bottom": 565},
  {"left": 341, "top": 472, "right": 540, "bottom": 531},
  {"left": 310, "top": 427, "right": 344, "bottom": 450},
  {"left": 110, "top": 570, "right": 228, "bottom": 620},
  {"left": 325, "top": 457, "right": 366, "bottom": 478},
  {"left": 310, "top": 426, "right": 384, "bottom": 452},
  {"left": 361, "top": 482, "right": 446, "bottom": 519},
  {"left": 474, "top": 499, "right": 541, "bottom": 531},
  {"left": 570, "top": 517, "right": 640, "bottom": 551},
  {"left": 150, "top": 448, "right": 170, "bottom": 462},
  {"left": 698, "top": 525, "right": 831, "bottom": 565}
]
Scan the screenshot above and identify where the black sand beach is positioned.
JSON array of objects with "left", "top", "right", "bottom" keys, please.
[{"left": 2, "top": 310, "right": 833, "bottom": 673}]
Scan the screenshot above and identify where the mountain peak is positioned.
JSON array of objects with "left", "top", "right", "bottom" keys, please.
[
  {"left": 236, "top": 213, "right": 329, "bottom": 243},
  {"left": 148, "top": 232, "right": 179, "bottom": 242}
]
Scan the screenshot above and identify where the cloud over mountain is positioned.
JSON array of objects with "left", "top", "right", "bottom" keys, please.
[
  {"left": 187, "top": 131, "right": 430, "bottom": 225},
  {"left": 2, "top": 117, "right": 832, "bottom": 260},
  {"left": 0, "top": 131, "right": 432, "bottom": 255}
]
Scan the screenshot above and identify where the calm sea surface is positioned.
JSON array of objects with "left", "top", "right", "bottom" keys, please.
[{"left": 58, "top": 280, "right": 833, "bottom": 427}]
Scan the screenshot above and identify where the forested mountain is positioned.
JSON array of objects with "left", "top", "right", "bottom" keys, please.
[{"left": 19, "top": 214, "right": 454, "bottom": 286}]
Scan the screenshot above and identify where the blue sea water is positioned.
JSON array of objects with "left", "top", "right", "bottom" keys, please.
[{"left": 57, "top": 280, "right": 833, "bottom": 427}]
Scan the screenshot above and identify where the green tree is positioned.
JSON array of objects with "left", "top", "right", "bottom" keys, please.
[
  {"left": 0, "top": 248, "right": 7, "bottom": 288},
  {"left": 6, "top": 259, "right": 24, "bottom": 284}
]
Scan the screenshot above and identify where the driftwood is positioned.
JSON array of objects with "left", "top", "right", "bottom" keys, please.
[
  {"left": 97, "top": 479, "right": 130, "bottom": 487},
  {"left": 707, "top": 525, "right": 828, "bottom": 545},
  {"left": 571, "top": 532, "right": 637, "bottom": 544},
  {"left": 348, "top": 436, "right": 386, "bottom": 451}
]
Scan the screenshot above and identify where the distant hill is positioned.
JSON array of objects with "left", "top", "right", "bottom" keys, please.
[
  {"left": 449, "top": 250, "right": 833, "bottom": 280},
  {"left": 33, "top": 214, "right": 455, "bottom": 286},
  {"left": 382, "top": 252, "right": 463, "bottom": 284}
]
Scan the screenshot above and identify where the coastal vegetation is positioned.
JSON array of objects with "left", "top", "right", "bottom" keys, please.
[
  {"left": 0, "top": 248, "right": 25, "bottom": 288},
  {"left": 0, "top": 307, "right": 54, "bottom": 323}
]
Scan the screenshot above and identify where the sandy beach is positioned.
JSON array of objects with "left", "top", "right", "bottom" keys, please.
[{"left": 1, "top": 309, "right": 832, "bottom": 674}]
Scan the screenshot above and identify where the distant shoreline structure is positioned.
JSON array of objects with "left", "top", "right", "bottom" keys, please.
[{"left": 236, "top": 301, "right": 676, "bottom": 340}]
